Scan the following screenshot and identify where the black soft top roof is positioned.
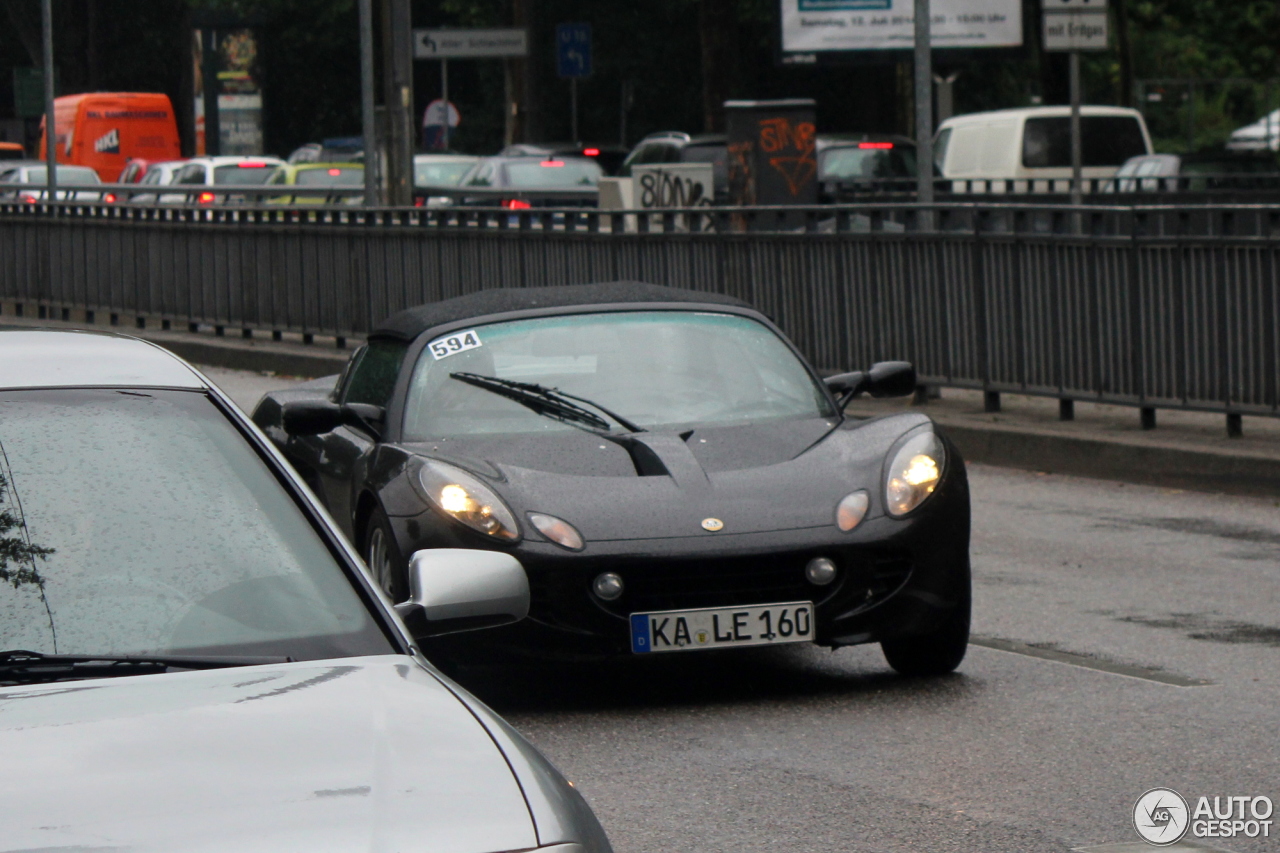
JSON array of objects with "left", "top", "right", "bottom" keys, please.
[{"left": 371, "top": 281, "right": 754, "bottom": 341}]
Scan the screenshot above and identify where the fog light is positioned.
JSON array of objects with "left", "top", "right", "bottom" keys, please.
[
  {"left": 592, "top": 572, "right": 624, "bottom": 600},
  {"left": 805, "top": 557, "right": 838, "bottom": 586}
]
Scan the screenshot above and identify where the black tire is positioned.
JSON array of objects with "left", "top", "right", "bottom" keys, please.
[
  {"left": 881, "top": 567, "right": 971, "bottom": 677},
  {"left": 362, "top": 506, "right": 408, "bottom": 603}
]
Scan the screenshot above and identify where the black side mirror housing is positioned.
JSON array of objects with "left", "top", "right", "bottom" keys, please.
[
  {"left": 865, "top": 361, "right": 917, "bottom": 398},
  {"left": 825, "top": 361, "right": 916, "bottom": 405},
  {"left": 282, "top": 400, "right": 344, "bottom": 435},
  {"left": 282, "top": 400, "right": 386, "bottom": 439}
]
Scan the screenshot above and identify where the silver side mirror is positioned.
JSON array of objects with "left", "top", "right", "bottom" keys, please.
[{"left": 393, "top": 549, "right": 529, "bottom": 638}]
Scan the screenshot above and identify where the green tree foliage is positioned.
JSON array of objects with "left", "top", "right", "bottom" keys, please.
[{"left": 0, "top": 467, "right": 52, "bottom": 592}]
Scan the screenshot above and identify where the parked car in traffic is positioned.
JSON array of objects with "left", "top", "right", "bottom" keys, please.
[
  {"left": 935, "top": 106, "right": 1153, "bottom": 190},
  {"left": 287, "top": 137, "right": 364, "bottom": 164},
  {"left": 620, "top": 131, "right": 728, "bottom": 200},
  {"left": 118, "top": 157, "right": 186, "bottom": 184},
  {"left": 453, "top": 154, "right": 603, "bottom": 208},
  {"left": 413, "top": 153, "right": 480, "bottom": 206},
  {"left": 1107, "top": 151, "right": 1280, "bottom": 192},
  {"left": 817, "top": 134, "right": 922, "bottom": 198},
  {"left": 501, "top": 143, "right": 630, "bottom": 176},
  {"left": 122, "top": 159, "right": 187, "bottom": 203},
  {"left": 253, "top": 282, "right": 972, "bottom": 676},
  {"left": 160, "top": 155, "right": 288, "bottom": 204},
  {"left": 0, "top": 329, "right": 613, "bottom": 852},
  {"left": 263, "top": 162, "right": 365, "bottom": 204},
  {"left": 0, "top": 162, "right": 106, "bottom": 202}
]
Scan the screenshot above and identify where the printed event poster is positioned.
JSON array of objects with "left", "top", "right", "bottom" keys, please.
[{"left": 781, "top": 0, "right": 1022, "bottom": 53}]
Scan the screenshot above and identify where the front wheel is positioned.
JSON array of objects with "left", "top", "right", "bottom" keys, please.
[
  {"left": 880, "top": 567, "right": 971, "bottom": 677},
  {"left": 362, "top": 506, "right": 408, "bottom": 603}
]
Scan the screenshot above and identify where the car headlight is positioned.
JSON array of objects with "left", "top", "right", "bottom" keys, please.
[
  {"left": 884, "top": 430, "right": 945, "bottom": 517},
  {"left": 418, "top": 459, "right": 520, "bottom": 541}
]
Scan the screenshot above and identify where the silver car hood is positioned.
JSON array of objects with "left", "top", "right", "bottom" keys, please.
[{"left": 0, "top": 656, "right": 538, "bottom": 853}]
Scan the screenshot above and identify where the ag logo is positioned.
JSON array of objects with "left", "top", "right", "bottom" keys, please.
[{"left": 1133, "top": 787, "right": 1190, "bottom": 846}]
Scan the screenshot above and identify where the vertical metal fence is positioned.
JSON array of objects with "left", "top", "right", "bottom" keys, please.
[{"left": 1, "top": 200, "right": 1277, "bottom": 419}]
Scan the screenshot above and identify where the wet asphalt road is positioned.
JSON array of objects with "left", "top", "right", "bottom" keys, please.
[{"left": 213, "top": 367, "right": 1280, "bottom": 853}]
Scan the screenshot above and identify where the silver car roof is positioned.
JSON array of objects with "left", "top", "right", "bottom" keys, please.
[{"left": 0, "top": 330, "right": 206, "bottom": 390}]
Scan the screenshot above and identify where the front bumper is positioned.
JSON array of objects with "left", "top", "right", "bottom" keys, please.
[{"left": 395, "top": 452, "right": 970, "bottom": 656}]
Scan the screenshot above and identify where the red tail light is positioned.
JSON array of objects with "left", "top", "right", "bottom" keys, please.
[
  {"left": 238, "top": 162, "right": 267, "bottom": 168},
  {"left": 197, "top": 192, "right": 216, "bottom": 204},
  {"left": 414, "top": 197, "right": 425, "bottom": 207},
  {"left": 858, "top": 142, "right": 894, "bottom": 149},
  {"left": 582, "top": 148, "right": 600, "bottom": 156},
  {"left": 21, "top": 194, "right": 37, "bottom": 204},
  {"left": 327, "top": 168, "right": 342, "bottom": 176},
  {"left": 502, "top": 199, "right": 532, "bottom": 210},
  {"left": 540, "top": 160, "right": 565, "bottom": 167},
  {"left": 103, "top": 193, "right": 117, "bottom": 203}
]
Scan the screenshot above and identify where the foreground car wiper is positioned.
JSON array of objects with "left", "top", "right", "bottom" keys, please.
[
  {"left": 0, "top": 649, "right": 292, "bottom": 685},
  {"left": 450, "top": 372, "right": 645, "bottom": 433}
]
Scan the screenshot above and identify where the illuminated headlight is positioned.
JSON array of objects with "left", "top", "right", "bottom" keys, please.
[
  {"left": 528, "top": 512, "right": 585, "bottom": 551},
  {"left": 418, "top": 460, "right": 519, "bottom": 541},
  {"left": 884, "top": 431, "right": 945, "bottom": 517},
  {"left": 835, "top": 490, "right": 870, "bottom": 532}
]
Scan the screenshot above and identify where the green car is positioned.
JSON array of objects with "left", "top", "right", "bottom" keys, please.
[{"left": 264, "top": 162, "right": 364, "bottom": 204}]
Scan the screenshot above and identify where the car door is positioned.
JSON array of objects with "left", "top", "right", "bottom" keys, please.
[{"left": 307, "top": 340, "right": 408, "bottom": 536}]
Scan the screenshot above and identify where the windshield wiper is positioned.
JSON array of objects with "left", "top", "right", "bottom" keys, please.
[
  {"left": 0, "top": 649, "right": 292, "bottom": 685},
  {"left": 450, "top": 372, "right": 645, "bottom": 434}
]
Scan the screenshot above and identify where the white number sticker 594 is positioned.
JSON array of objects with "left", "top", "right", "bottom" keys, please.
[{"left": 428, "top": 329, "right": 482, "bottom": 360}]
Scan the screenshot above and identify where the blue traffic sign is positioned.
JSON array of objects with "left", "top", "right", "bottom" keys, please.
[{"left": 556, "top": 23, "right": 592, "bottom": 79}]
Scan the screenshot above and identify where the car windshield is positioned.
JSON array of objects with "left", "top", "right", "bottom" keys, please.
[
  {"left": 820, "top": 145, "right": 918, "bottom": 180},
  {"left": 403, "top": 311, "right": 835, "bottom": 439},
  {"left": 295, "top": 166, "right": 364, "bottom": 186},
  {"left": 414, "top": 160, "right": 474, "bottom": 186},
  {"left": 504, "top": 159, "right": 602, "bottom": 188},
  {"left": 213, "top": 164, "right": 278, "bottom": 185},
  {"left": 19, "top": 166, "right": 100, "bottom": 184},
  {"left": 0, "top": 388, "right": 392, "bottom": 661}
]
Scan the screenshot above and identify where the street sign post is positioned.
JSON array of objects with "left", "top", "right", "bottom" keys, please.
[
  {"left": 412, "top": 29, "right": 527, "bottom": 150},
  {"left": 1042, "top": 0, "right": 1109, "bottom": 211},
  {"left": 556, "top": 23, "right": 592, "bottom": 143}
]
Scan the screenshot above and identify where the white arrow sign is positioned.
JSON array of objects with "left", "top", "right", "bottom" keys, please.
[{"left": 412, "top": 29, "right": 528, "bottom": 60}]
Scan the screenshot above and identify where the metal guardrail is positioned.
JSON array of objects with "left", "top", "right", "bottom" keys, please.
[{"left": 1, "top": 197, "right": 1278, "bottom": 430}]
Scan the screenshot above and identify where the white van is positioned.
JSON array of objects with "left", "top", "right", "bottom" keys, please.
[{"left": 934, "top": 106, "right": 1153, "bottom": 191}]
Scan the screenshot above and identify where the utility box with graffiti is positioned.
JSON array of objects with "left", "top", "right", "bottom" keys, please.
[
  {"left": 725, "top": 99, "right": 817, "bottom": 210},
  {"left": 632, "top": 163, "right": 715, "bottom": 209}
]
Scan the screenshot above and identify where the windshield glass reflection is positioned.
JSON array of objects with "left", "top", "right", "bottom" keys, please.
[
  {"left": 404, "top": 311, "right": 835, "bottom": 439},
  {"left": 0, "top": 389, "right": 391, "bottom": 661}
]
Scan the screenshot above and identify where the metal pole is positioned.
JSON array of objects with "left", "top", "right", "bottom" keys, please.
[
  {"left": 41, "top": 0, "right": 56, "bottom": 201},
  {"left": 358, "top": 0, "right": 377, "bottom": 206},
  {"left": 441, "top": 59, "right": 449, "bottom": 151},
  {"left": 1070, "top": 50, "right": 1083, "bottom": 209},
  {"left": 913, "top": 0, "right": 934, "bottom": 226},
  {"left": 571, "top": 78, "right": 579, "bottom": 144}
]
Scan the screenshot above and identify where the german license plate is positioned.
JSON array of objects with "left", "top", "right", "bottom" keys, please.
[{"left": 630, "top": 601, "right": 814, "bottom": 654}]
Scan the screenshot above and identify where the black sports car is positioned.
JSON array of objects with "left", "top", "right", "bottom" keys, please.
[{"left": 253, "top": 282, "right": 971, "bottom": 675}]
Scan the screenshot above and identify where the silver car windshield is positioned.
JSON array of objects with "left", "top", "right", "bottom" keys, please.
[
  {"left": 403, "top": 311, "right": 835, "bottom": 439},
  {"left": 0, "top": 389, "right": 392, "bottom": 660}
]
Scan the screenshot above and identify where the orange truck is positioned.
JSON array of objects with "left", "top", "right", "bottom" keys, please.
[{"left": 39, "top": 92, "right": 181, "bottom": 182}]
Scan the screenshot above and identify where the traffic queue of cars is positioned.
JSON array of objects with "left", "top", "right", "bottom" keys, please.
[{"left": 9, "top": 93, "right": 1280, "bottom": 207}]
